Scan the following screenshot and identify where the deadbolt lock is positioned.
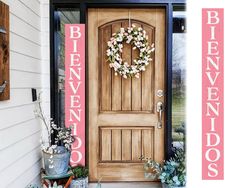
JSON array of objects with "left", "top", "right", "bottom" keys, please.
[{"left": 156, "top": 90, "right": 164, "bottom": 98}]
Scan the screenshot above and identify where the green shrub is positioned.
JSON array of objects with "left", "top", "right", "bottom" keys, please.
[{"left": 72, "top": 166, "right": 89, "bottom": 179}]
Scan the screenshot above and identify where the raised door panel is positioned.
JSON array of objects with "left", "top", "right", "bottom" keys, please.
[
  {"left": 100, "top": 127, "right": 154, "bottom": 162},
  {"left": 99, "top": 20, "right": 155, "bottom": 113}
]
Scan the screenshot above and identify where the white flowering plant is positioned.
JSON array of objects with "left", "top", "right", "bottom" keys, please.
[
  {"left": 34, "top": 93, "right": 75, "bottom": 155},
  {"left": 106, "top": 24, "right": 155, "bottom": 79}
]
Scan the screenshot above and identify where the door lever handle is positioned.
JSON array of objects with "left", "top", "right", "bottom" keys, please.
[{"left": 156, "top": 101, "right": 164, "bottom": 129}]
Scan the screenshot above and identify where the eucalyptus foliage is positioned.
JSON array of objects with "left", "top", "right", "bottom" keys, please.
[
  {"left": 156, "top": 147, "right": 186, "bottom": 187},
  {"left": 143, "top": 147, "right": 186, "bottom": 187}
]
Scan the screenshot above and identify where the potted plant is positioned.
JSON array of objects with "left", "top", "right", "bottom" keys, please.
[
  {"left": 70, "top": 166, "right": 89, "bottom": 188},
  {"left": 143, "top": 147, "right": 186, "bottom": 188},
  {"left": 157, "top": 147, "right": 186, "bottom": 188},
  {"left": 34, "top": 93, "right": 75, "bottom": 176}
]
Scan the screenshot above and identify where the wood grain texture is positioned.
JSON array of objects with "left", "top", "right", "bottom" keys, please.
[
  {"left": 121, "top": 129, "right": 132, "bottom": 161},
  {"left": 131, "top": 22, "right": 142, "bottom": 111},
  {"left": 89, "top": 8, "right": 166, "bottom": 181},
  {"left": 142, "top": 129, "right": 153, "bottom": 159},
  {"left": 142, "top": 25, "right": 154, "bottom": 111},
  {"left": 88, "top": 8, "right": 99, "bottom": 180},
  {"left": 131, "top": 129, "right": 142, "bottom": 161},
  {"left": 98, "top": 163, "right": 150, "bottom": 182},
  {"left": 0, "top": 1, "right": 10, "bottom": 101},
  {"left": 154, "top": 8, "right": 166, "bottom": 162},
  {"left": 121, "top": 21, "right": 132, "bottom": 111},
  {"left": 100, "top": 127, "right": 153, "bottom": 162},
  {"left": 111, "top": 129, "right": 122, "bottom": 160},
  {"left": 99, "top": 25, "right": 112, "bottom": 111},
  {"left": 101, "top": 129, "right": 112, "bottom": 161},
  {"left": 111, "top": 22, "right": 122, "bottom": 111}
]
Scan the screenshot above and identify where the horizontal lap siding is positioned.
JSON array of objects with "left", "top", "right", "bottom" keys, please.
[{"left": 0, "top": 0, "right": 50, "bottom": 187}]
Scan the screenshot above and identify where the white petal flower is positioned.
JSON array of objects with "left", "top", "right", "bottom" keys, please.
[
  {"left": 107, "top": 41, "right": 112, "bottom": 47},
  {"left": 116, "top": 37, "right": 122, "bottom": 42},
  {"left": 140, "top": 48, "right": 146, "bottom": 52},
  {"left": 120, "top": 28, "right": 125, "bottom": 33},
  {"left": 106, "top": 49, "right": 112, "bottom": 56},
  {"left": 118, "top": 44, "right": 123, "bottom": 49},
  {"left": 49, "top": 165, "right": 54, "bottom": 169},
  {"left": 135, "top": 73, "right": 140, "bottom": 78}
]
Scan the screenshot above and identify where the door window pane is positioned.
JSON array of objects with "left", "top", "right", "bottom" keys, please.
[
  {"left": 55, "top": 9, "right": 80, "bottom": 126},
  {"left": 172, "top": 10, "right": 186, "bottom": 142}
]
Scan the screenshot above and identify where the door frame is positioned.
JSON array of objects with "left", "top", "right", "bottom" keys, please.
[{"left": 49, "top": 0, "right": 186, "bottom": 162}]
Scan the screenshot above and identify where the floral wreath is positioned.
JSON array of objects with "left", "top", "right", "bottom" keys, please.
[{"left": 106, "top": 24, "right": 155, "bottom": 79}]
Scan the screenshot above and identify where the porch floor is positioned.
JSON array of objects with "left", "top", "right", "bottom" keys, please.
[{"left": 89, "top": 182, "right": 161, "bottom": 188}]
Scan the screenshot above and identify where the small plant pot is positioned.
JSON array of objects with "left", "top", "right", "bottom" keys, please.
[
  {"left": 43, "top": 146, "right": 70, "bottom": 176},
  {"left": 69, "top": 177, "right": 88, "bottom": 188},
  {"left": 162, "top": 183, "right": 185, "bottom": 188}
]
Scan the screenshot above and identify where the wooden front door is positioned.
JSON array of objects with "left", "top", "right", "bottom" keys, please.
[{"left": 88, "top": 8, "right": 166, "bottom": 182}]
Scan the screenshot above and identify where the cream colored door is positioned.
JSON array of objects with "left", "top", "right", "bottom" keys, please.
[{"left": 88, "top": 8, "right": 166, "bottom": 182}]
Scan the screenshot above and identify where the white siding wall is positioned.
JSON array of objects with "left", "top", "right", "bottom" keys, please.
[{"left": 0, "top": 0, "right": 50, "bottom": 187}]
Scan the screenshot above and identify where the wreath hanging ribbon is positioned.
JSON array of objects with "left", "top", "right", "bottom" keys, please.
[{"left": 106, "top": 24, "right": 155, "bottom": 79}]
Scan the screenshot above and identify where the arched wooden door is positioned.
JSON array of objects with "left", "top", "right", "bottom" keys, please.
[{"left": 88, "top": 8, "right": 166, "bottom": 182}]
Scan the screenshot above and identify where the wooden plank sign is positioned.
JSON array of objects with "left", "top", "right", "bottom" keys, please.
[
  {"left": 0, "top": 1, "right": 10, "bottom": 101},
  {"left": 65, "top": 24, "right": 85, "bottom": 166}
]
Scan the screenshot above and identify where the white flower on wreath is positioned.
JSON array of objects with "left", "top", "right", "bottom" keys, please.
[{"left": 106, "top": 24, "right": 155, "bottom": 79}]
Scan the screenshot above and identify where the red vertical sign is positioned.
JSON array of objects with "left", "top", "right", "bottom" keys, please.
[
  {"left": 65, "top": 24, "right": 85, "bottom": 166},
  {"left": 202, "top": 9, "right": 224, "bottom": 180}
]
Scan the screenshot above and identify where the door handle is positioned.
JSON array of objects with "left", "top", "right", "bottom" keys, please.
[{"left": 156, "top": 101, "right": 164, "bottom": 129}]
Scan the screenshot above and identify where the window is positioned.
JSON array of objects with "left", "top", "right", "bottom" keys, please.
[
  {"left": 172, "top": 9, "right": 186, "bottom": 142},
  {"left": 54, "top": 9, "right": 80, "bottom": 126}
]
